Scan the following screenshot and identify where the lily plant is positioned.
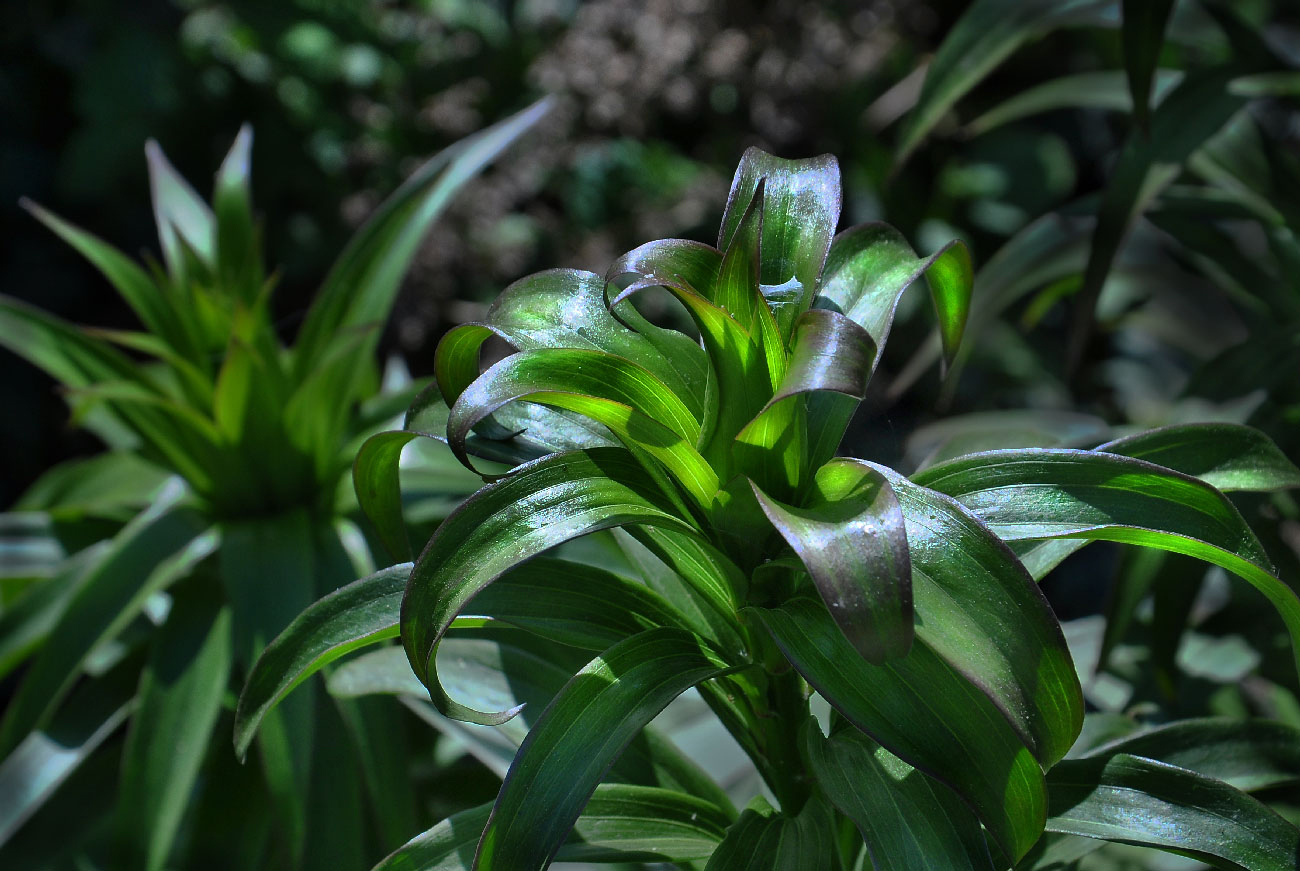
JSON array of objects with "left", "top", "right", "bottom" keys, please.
[
  {"left": 238, "top": 147, "right": 1300, "bottom": 869},
  {"left": 0, "top": 99, "right": 549, "bottom": 869}
]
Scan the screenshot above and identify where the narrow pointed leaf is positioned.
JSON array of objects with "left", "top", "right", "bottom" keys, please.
[
  {"left": 117, "top": 590, "right": 232, "bottom": 871},
  {"left": 753, "top": 460, "right": 912, "bottom": 663},
  {"left": 912, "top": 449, "right": 1300, "bottom": 678},
  {"left": 0, "top": 484, "right": 213, "bottom": 755},
  {"left": 0, "top": 542, "right": 107, "bottom": 680},
  {"left": 895, "top": 0, "right": 1117, "bottom": 166},
  {"left": 145, "top": 138, "right": 215, "bottom": 279},
  {"left": 748, "top": 598, "right": 1048, "bottom": 861},
  {"left": 966, "top": 70, "right": 1183, "bottom": 136},
  {"left": 212, "top": 125, "right": 259, "bottom": 303},
  {"left": 803, "top": 722, "right": 996, "bottom": 871},
  {"left": 1044, "top": 753, "right": 1300, "bottom": 870},
  {"left": 1098, "top": 423, "right": 1300, "bottom": 492},
  {"left": 401, "top": 448, "right": 701, "bottom": 725},
  {"left": 474, "top": 628, "right": 740, "bottom": 870},
  {"left": 1121, "top": 0, "right": 1176, "bottom": 133},
  {"left": 703, "top": 795, "right": 837, "bottom": 870},
  {"left": 294, "top": 98, "right": 551, "bottom": 378}
]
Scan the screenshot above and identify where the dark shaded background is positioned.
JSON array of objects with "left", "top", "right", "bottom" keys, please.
[{"left": 3, "top": 0, "right": 1295, "bottom": 509}]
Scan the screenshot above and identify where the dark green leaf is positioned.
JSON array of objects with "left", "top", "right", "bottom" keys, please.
[
  {"left": 474, "top": 628, "right": 740, "bottom": 870},
  {"left": 753, "top": 460, "right": 913, "bottom": 664},
  {"left": 117, "top": 587, "right": 232, "bottom": 871},
  {"left": 446, "top": 348, "right": 718, "bottom": 506},
  {"left": 212, "top": 125, "right": 260, "bottom": 304},
  {"left": 803, "top": 722, "right": 995, "bottom": 871},
  {"left": 0, "top": 485, "right": 212, "bottom": 755},
  {"left": 1045, "top": 753, "right": 1300, "bottom": 870},
  {"left": 1082, "top": 718, "right": 1300, "bottom": 792},
  {"left": 879, "top": 464, "right": 1083, "bottom": 767},
  {"left": 1098, "top": 423, "right": 1300, "bottom": 492},
  {"left": 717, "top": 149, "right": 841, "bottom": 338},
  {"left": 0, "top": 541, "right": 106, "bottom": 681},
  {"left": 748, "top": 598, "right": 1048, "bottom": 861},
  {"left": 1121, "top": 0, "right": 1176, "bottom": 133},
  {"left": 402, "top": 448, "right": 700, "bottom": 725},
  {"left": 293, "top": 98, "right": 551, "bottom": 379},
  {"left": 702, "top": 794, "right": 838, "bottom": 870},
  {"left": 234, "top": 563, "right": 410, "bottom": 759},
  {"left": 965, "top": 70, "right": 1183, "bottom": 136},
  {"left": 912, "top": 449, "right": 1300, "bottom": 678}
]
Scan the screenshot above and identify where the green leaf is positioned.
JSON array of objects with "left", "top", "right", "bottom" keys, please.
[
  {"left": 452, "top": 268, "right": 707, "bottom": 419},
  {"left": 906, "top": 410, "right": 1110, "bottom": 471},
  {"left": 702, "top": 794, "right": 838, "bottom": 870},
  {"left": 212, "top": 124, "right": 260, "bottom": 304},
  {"left": 1067, "top": 68, "right": 1249, "bottom": 366},
  {"left": 373, "top": 784, "right": 730, "bottom": 871},
  {"left": 1044, "top": 753, "right": 1300, "bottom": 870},
  {"left": 474, "top": 628, "right": 740, "bottom": 870},
  {"left": 1121, "top": 0, "right": 1176, "bottom": 134},
  {"left": 772, "top": 308, "right": 876, "bottom": 409},
  {"left": 234, "top": 563, "right": 409, "bottom": 759},
  {"left": 1098, "top": 423, "right": 1300, "bottom": 492},
  {"left": 803, "top": 722, "right": 995, "bottom": 871},
  {"left": 15, "top": 452, "right": 170, "bottom": 519},
  {"left": 717, "top": 149, "right": 841, "bottom": 338},
  {"left": 748, "top": 598, "right": 1048, "bottom": 861},
  {"left": 895, "top": 0, "right": 1117, "bottom": 166},
  {"left": 20, "top": 201, "right": 182, "bottom": 348},
  {"left": 965, "top": 70, "right": 1183, "bottom": 136},
  {"left": 353, "top": 431, "right": 422, "bottom": 562},
  {"left": 0, "top": 660, "right": 135, "bottom": 846},
  {"left": 912, "top": 449, "right": 1300, "bottom": 678},
  {"left": 293, "top": 98, "right": 552, "bottom": 379},
  {"left": 752, "top": 460, "right": 913, "bottom": 664},
  {"left": 1080, "top": 718, "right": 1300, "bottom": 792},
  {"left": 0, "top": 541, "right": 106, "bottom": 680},
  {"left": 117, "top": 586, "right": 232, "bottom": 871},
  {"left": 878, "top": 464, "right": 1083, "bottom": 767},
  {"left": 0, "top": 484, "right": 212, "bottom": 755},
  {"left": 145, "top": 137, "right": 215, "bottom": 280},
  {"left": 446, "top": 348, "right": 719, "bottom": 507},
  {"left": 401, "top": 448, "right": 701, "bottom": 725}
]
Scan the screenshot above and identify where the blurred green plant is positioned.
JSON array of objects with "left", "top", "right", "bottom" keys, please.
[
  {"left": 239, "top": 147, "right": 1300, "bottom": 868},
  {"left": 0, "top": 98, "right": 549, "bottom": 869}
]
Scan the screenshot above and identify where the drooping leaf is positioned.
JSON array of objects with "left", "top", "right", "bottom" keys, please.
[
  {"left": 401, "top": 448, "right": 700, "bottom": 725},
  {"left": 474, "top": 628, "right": 741, "bottom": 870},
  {"left": 877, "top": 464, "right": 1083, "bottom": 767},
  {"left": 117, "top": 585, "right": 232, "bottom": 871},
  {"left": 0, "top": 484, "right": 212, "bottom": 755},
  {"left": 1044, "top": 753, "right": 1300, "bottom": 870},
  {"left": 717, "top": 149, "right": 841, "bottom": 338},
  {"left": 748, "top": 598, "right": 1048, "bottom": 861},
  {"left": 1080, "top": 718, "right": 1300, "bottom": 792},
  {"left": 912, "top": 449, "right": 1300, "bottom": 678},
  {"left": 0, "top": 541, "right": 107, "bottom": 681},
  {"left": 895, "top": 0, "right": 1117, "bottom": 165},
  {"left": 802, "top": 722, "right": 996, "bottom": 871},
  {"left": 1098, "top": 423, "right": 1300, "bottom": 492},
  {"left": 905, "top": 409, "right": 1110, "bottom": 471},
  {"left": 293, "top": 98, "right": 552, "bottom": 379},
  {"left": 702, "top": 794, "right": 838, "bottom": 870},
  {"left": 752, "top": 459, "right": 913, "bottom": 664},
  {"left": 965, "top": 70, "right": 1184, "bottom": 136},
  {"left": 445, "top": 348, "right": 719, "bottom": 507}
]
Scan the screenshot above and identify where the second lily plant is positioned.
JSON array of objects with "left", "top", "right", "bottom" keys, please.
[{"left": 239, "top": 149, "right": 1300, "bottom": 869}]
